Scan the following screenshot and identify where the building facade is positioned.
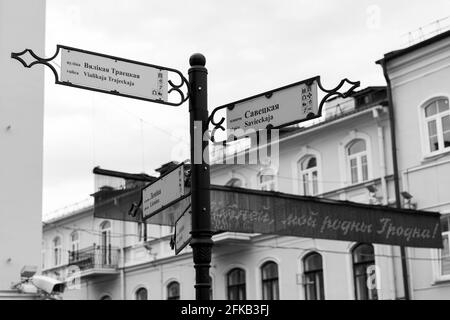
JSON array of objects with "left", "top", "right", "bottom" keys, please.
[
  {"left": 41, "top": 31, "right": 450, "bottom": 301},
  {"left": 379, "top": 30, "right": 450, "bottom": 299},
  {"left": 42, "top": 86, "right": 406, "bottom": 300},
  {"left": 0, "top": 0, "right": 46, "bottom": 298}
]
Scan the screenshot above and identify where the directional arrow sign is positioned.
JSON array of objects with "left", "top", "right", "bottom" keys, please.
[
  {"left": 60, "top": 46, "right": 168, "bottom": 102},
  {"left": 225, "top": 77, "right": 319, "bottom": 134},
  {"left": 142, "top": 164, "right": 185, "bottom": 220},
  {"left": 175, "top": 207, "right": 192, "bottom": 255}
]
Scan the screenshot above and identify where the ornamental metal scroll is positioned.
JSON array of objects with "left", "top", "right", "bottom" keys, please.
[
  {"left": 207, "top": 76, "right": 360, "bottom": 142},
  {"left": 11, "top": 45, "right": 190, "bottom": 107}
]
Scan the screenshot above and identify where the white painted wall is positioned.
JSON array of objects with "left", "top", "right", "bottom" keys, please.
[
  {"left": 385, "top": 34, "right": 450, "bottom": 299},
  {"left": 0, "top": 0, "right": 46, "bottom": 289}
]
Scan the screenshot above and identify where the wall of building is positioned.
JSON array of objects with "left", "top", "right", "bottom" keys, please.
[
  {"left": 42, "top": 94, "right": 408, "bottom": 300},
  {"left": 0, "top": 0, "right": 46, "bottom": 289},
  {"left": 385, "top": 33, "right": 450, "bottom": 299}
]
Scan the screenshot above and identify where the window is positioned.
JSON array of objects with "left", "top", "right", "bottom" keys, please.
[
  {"left": 261, "top": 262, "right": 279, "bottom": 300},
  {"left": 352, "top": 244, "right": 377, "bottom": 300},
  {"left": 299, "top": 156, "right": 319, "bottom": 196},
  {"left": 227, "top": 268, "right": 246, "bottom": 300},
  {"left": 423, "top": 98, "right": 450, "bottom": 154},
  {"left": 347, "top": 139, "right": 369, "bottom": 184},
  {"left": 135, "top": 287, "right": 148, "bottom": 300},
  {"left": 41, "top": 241, "right": 46, "bottom": 270},
  {"left": 303, "top": 252, "right": 324, "bottom": 300},
  {"left": 259, "top": 170, "right": 276, "bottom": 191},
  {"left": 100, "top": 295, "right": 112, "bottom": 300},
  {"left": 440, "top": 215, "right": 450, "bottom": 277},
  {"left": 53, "top": 237, "right": 62, "bottom": 266},
  {"left": 167, "top": 281, "right": 180, "bottom": 300},
  {"left": 209, "top": 276, "right": 213, "bottom": 300},
  {"left": 100, "top": 221, "right": 112, "bottom": 265},
  {"left": 226, "top": 178, "right": 243, "bottom": 188},
  {"left": 70, "top": 231, "right": 80, "bottom": 261}
]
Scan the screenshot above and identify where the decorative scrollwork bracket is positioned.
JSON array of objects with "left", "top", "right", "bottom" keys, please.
[{"left": 207, "top": 76, "right": 360, "bottom": 142}]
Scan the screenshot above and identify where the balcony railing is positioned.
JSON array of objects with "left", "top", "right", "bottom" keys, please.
[{"left": 68, "top": 245, "right": 119, "bottom": 271}]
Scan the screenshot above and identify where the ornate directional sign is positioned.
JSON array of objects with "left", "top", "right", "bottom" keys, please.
[
  {"left": 11, "top": 45, "right": 189, "bottom": 106},
  {"left": 226, "top": 77, "right": 319, "bottom": 132},
  {"left": 60, "top": 47, "right": 168, "bottom": 102},
  {"left": 208, "top": 76, "right": 360, "bottom": 140},
  {"left": 174, "top": 206, "right": 192, "bottom": 255},
  {"left": 142, "top": 163, "right": 186, "bottom": 220}
]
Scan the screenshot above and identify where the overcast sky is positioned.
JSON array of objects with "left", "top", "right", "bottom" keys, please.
[{"left": 42, "top": 0, "right": 450, "bottom": 218}]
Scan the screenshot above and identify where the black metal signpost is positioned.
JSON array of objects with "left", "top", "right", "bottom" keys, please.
[
  {"left": 13, "top": 45, "right": 428, "bottom": 301},
  {"left": 188, "top": 54, "right": 213, "bottom": 300}
]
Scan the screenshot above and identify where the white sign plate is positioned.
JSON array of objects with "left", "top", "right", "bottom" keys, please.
[
  {"left": 226, "top": 79, "right": 319, "bottom": 133},
  {"left": 60, "top": 48, "right": 168, "bottom": 102},
  {"left": 142, "top": 165, "right": 184, "bottom": 219},
  {"left": 175, "top": 209, "right": 192, "bottom": 255}
]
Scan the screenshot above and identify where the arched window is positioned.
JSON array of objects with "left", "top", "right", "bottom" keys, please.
[
  {"left": 352, "top": 244, "right": 377, "bottom": 300},
  {"left": 259, "top": 170, "right": 276, "bottom": 191},
  {"left": 135, "top": 287, "right": 148, "bottom": 300},
  {"left": 440, "top": 215, "right": 450, "bottom": 276},
  {"left": 227, "top": 268, "right": 246, "bottom": 300},
  {"left": 209, "top": 276, "right": 213, "bottom": 300},
  {"left": 423, "top": 98, "right": 450, "bottom": 153},
  {"left": 226, "top": 178, "right": 243, "bottom": 188},
  {"left": 100, "top": 295, "right": 112, "bottom": 300},
  {"left": 303, "top": 252, "right": 324, "bottom": 300},
  {"left": 70, "top": 231, "right": 80, "bottom": 261},
  {"left": 261, "top": 261, "right": 279, "bottom": 300},
  {"left": 167, "top": 281, "right": 180, "bottom": 300},
  {"left": 347, "top": 139, "right": 369, "bottom": 184},
  {"left": 299, "top": 156, "right": 319, "bottom": 196},
  {"left": 100, "top": 221, "right": 112, "bottom": 265},
  {"left": 41, "top": 241, "right": 46, "bottom": 270},
  {"left": 53, "top": 237, "right": 62, "bottom": 266}
]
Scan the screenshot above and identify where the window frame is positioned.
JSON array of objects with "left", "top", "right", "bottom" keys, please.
[
  {"left": 298, "top": 156, "right": 319, "bottom": 196},
  {"left": 419, "top": 96, "right": 450, "bottom": 158},
  {"left": 226, "top": 178, "right": 244, "bottom": 188},
  {"left": 339, "top": 132, "right": 373, "bottom": 189},
  {"left": 433, "top": 213, "right": 450, "bottom": 282},
  {"left": 100, "top": 221, "right": 112, "bottom": 265},
  {"left": 135, "top": 287, "right": 148, "bottom": 300},
  {"left": 167, "top": 281, "right": 180, "bottom": 300},
  {"left": 347, "top": 139, "right": 369, "bottom": 185},
  {"left": 261, "top": 261, "right": 280, "bottom": 300},
  {"left": 53, "top": 236, "right": 62, "bottom": 267},
  {"left": 302, "top": 252, "right": 325, "bottom": 300},
  {"left": 70, "top": 231, "right": 80, "bottom": 261},
  {"left": 227, "top": 268, "right": 246, "bottom": 300},
  {"left": 292, "top": 147, "right": 323, "bottom": 196},
  {"left": 258, "top": 169, "right": 277, "bottom": 192},
  {"left": 352, "top": 243, "right": 378, "bottom": 301}
]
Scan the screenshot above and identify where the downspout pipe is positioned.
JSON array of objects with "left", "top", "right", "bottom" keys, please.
[{"left": 378, "top": 58, "right": 411, "bottom": 300}]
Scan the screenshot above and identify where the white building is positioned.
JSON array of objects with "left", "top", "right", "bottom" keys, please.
[
  {"left": 378, "top": 30, "right": 450, "bottom": 299},
  {"left": 0, "top": 0, "right": 46, "bottom": 299},
  {"left": 41, "top": 31, "right": 450, "bottom": 301},
  {"left": 42, "top": 86, "right": 406, "bottom": 300}
]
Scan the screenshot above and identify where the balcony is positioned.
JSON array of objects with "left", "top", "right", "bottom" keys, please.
[{"left": 68, "top": 245, "right": 120, "bottom": 278}]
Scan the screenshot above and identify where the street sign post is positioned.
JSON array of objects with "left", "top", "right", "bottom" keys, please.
[
  {"left": 11, "top": 46, "right": 365, "bottom": 301},
  {"left": 142, "top": 163, "right": 185, "bottom": 220},
  {"left": 188, "top": 54, "right": 213, "bottom": 300}
]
